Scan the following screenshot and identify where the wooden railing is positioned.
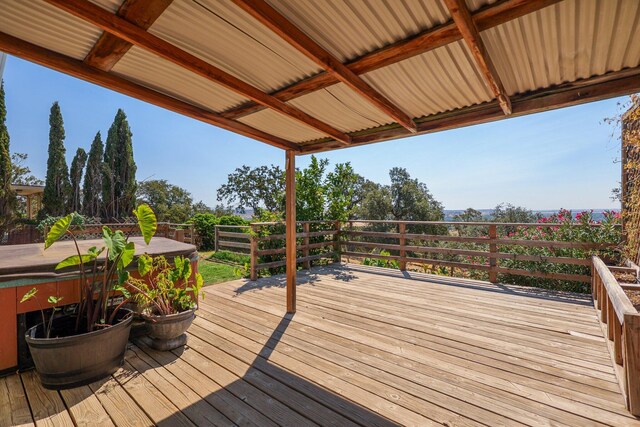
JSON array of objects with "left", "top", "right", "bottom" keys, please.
[
  {"left": 592, "top": 256, "right": 640, "bottom": 415},
  {"left": 214, "top": 219, "right": 619, "bottom": 285},
  {"left": 343, "top": 220, "right": 616, "bottom": 284}
]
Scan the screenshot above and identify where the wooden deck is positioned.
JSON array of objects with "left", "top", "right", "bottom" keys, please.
[{"left": 2, "top": 263, "right": 640, "bottom": 426}]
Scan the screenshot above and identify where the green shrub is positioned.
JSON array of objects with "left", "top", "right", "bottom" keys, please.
[
  {"left": 189, "top": 213, "right": 218, "bottom": 250},
  {"left": 37, "top": 212, "right": 86, "bottom": 233}
]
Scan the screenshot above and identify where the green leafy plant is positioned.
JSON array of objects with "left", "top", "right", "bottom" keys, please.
[
  {"left": 363, "top": 250, "right": 399, "bottom": 269},
  {"left": 20, "top": 204, "right": 158, "bottom": 335},
  {"left": 126, "top": 255, "right": 204, "bottom": 316},
  {"left": 20, "top": 288, "right": 63, "bottom": 339}
]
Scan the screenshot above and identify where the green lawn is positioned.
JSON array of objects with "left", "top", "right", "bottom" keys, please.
[{"left": 197, "top": 251, "right": 244, "bottom": 285}]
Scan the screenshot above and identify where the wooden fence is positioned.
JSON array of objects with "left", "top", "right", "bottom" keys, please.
[
  {"left": 214, "top": 219, "right": 618, "bottom": 284},
  {"left": 592, "top": 256, "right": 640, "bottom": 415},
  {"left": 342, "top": 220, "right": 617, "bottom": 284}
]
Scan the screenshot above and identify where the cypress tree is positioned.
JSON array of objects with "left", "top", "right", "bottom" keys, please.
[
  {"left": 103, "top": 109, "right": 136, "bottom": 219},
  {"left": 69, "top": 147, "right": 87, "bottom": 213},
  {"left": 82, "top": 132, "right": 103, "bottom": 218},
  {"left": 42, "top": 102, "right": 71, "bottom": 216},
  {"left": 0, "top": 80, "right": 16, "bottom": 235}
]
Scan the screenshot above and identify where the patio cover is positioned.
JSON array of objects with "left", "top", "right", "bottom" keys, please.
[{"left": 1, "top": 0, "right": 639, "bottom": 311}]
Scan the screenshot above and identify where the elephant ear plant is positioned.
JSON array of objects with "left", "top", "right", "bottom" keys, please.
[{"left": 20, "top": 204, "right": 158, "bottom": 389}]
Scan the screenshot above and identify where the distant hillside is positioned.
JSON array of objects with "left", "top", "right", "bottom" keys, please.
[{"left": 443, "top": 209, "right": 619, "bottom": 222}]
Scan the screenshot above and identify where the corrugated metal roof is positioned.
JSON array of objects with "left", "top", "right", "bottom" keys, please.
[
  {"left": 2, "top": 0, "right": 639, "bottom": 148},
  {"left": 265, "top": 0, "right": 452, "bottom": 62},
  {"left": 146, "top": 0, "right": 322, "bottom": 94},
  {"left": 238, "top": 108, "right": 326, "bottom": 142},
  {"left": 0, "top": 0, "right": 103, "bottom": 60},
  {"left": 361, "top": 41, "right": 493, "bottom": 119},
  {"left": 112, "top": 46, "right": 248, "bottom": 112},
  {"left": 481, "top": 0, "right": 640, "bottom": 96}
]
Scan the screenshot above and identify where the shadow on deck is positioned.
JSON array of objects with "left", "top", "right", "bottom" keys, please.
[{"left": 3, "top": 263, "right": 639, "bottom": 426}]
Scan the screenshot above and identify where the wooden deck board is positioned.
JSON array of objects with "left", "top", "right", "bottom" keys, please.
[{"left": 5, "top": 263, "right": 640, "bottom": 426}]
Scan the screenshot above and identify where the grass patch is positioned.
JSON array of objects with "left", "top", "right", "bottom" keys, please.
[
  {"left": 208, "top": 250, "right": 250, "bottom": 265},
  {"left": 198, "top": 252, "right": 244, "bottom": 285}
]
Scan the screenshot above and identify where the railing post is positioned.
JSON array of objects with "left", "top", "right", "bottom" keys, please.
[
  {"left": 250, "top": 224, "right": 258, "bottom": 281},
  {"left": 334, "top": 220, "right": 341, "bottom": 262},
  {"left": 488, "top": 224, "right": 497, "bottom": 283},
  {"left": 214, "top": 225, "right": 219, "bottom": 252},
  {"left": 302, "top": 222, "right": 310, "bottom": 270},
  {"left": 624, "top": 313, "right": 640, "bottom": 415},
  {"left": 399, "top": 222, "right": 406, "bottom": 271}
]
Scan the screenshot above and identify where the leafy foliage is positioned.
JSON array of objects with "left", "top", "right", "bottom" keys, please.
[
  {"left": 128, "top": 255, "right": 204, "bottom": 315},
  {"left": 136, "top": 179, "right": 199, "bottom": 223},
  {"left": 0, "top": 80, "right": 15, "bottom": 235},
  {"left": 21, "top": 204, "right": 158, "bottom": 336},
  {"left": 189, "top": 213, "right": 248, "bottom": 250},
  {"left": 217, "top": 164, "right": 285, "bottom": 215},
  {"left": 83, "top": 132, "right": 103, "bottom": 217},
  {"left": 69, "top": 148, "right": 87, "bottom": 213},
  {"left": 42, "top": 102, "right": 71, "bottom": 217},
  {"left": 103, "top": 109, "right": 137, "bottom": 220}
]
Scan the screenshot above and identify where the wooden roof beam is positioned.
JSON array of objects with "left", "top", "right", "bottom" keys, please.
[
  {"left": 45, "top": 0, "right": 351, "bottom": 145},
  {"left": 444, "top": 0, "right": 512, "bottom": 115},
  {"left": 232, "top": 0, "right": 417, "bottom": 133},
  {"left": 222, "top": 0, "right": 559, "bottom": 120},
  {"left": 0, "top": 31, "right": 301, "bottom": 152},
  {"left": 300, "top": 66, "right": 640, "bottom": 153},
  {"left": 84, "top": 0, "right": 173, "bottom": 71}
]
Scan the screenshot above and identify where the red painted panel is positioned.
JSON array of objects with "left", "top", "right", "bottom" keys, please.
[{"left": 0, "top": 288, "right": 17, "bottom": 371}]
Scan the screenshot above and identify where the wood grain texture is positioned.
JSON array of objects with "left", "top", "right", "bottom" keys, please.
[
  {"left": 21, "top": 371, "right": 74, "bottom": 427},
  {"left": 285, "top": 150, "right": 296, "bottom": 313},
  {"left": 46, "top": 0, "right": 351, "bottom": 144},
  {"left": 0, "top": 31, "right": 299, "bottom": 151},
  {"left": 84, "top": 0, "right": 173, "bottom": 71},
  {"left": 8, "top": 263, "right": 639, "bottom": 424},
  {"left": 0, "top": 375, "right": 34, "bottom": 427}
]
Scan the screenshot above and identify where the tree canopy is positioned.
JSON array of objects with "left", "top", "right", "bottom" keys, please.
[
  {"left": 137, "top": 179, "right": 212, "bottom": 223},
  {"left": 0, "top": 81, "right": 15, "bottom": 235},
  {"left": 103, "top": 109, "right": 136, "bottom": 220},
  {"left": 42, "top": 102, "right": 70, "bottom": 217},
  {"left": 82, "top": 132, "right": 103, "bottom": 218},
  {"left": 69, "top": 147, "right": 87, "bottom": 213}
]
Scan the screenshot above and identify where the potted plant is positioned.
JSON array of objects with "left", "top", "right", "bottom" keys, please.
[
  {"left": 20, "top": 204, "right": 157, "bottom": 389},
  {"left": 125, "top": 254, "right": 203, "bottom": 351}
]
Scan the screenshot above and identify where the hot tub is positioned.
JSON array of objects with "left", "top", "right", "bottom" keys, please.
[{"left": 0, "top": 237, "right": 198, "bottom": 374}]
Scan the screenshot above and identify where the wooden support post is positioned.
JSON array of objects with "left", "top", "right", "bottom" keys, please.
[
  {"left": 302, "top": 222, "right": 310, "bottom": 270},
  {"left": 488, "top": 224, "right": 497, "bottom": 283},
  {"left": 607, "top": 299, "right": 615, "bottom": 340},
  {"left": 250, "top": 224, "right": 258, "bottom": 281},
  {"left": 214, "top": 225, "right": 219, "bottom": 252},
  {"left": 26, "top": 195, "right": 32, "bottom": 219},
  {"left": 614, "top": 317, "right": 623, "bottom": 365},
  {"left": 285, "top": 150, "right": 296, "bottom": 313},
  {"left": 399, "top": 222, "right": 406, "bottom": 271},
  {"left": 334, "top": 220, "right": 341, "bottom": 262},
  {"left": 601, "top": 288, "right": 608, "bottom": 323},
  {"left": 624, "top": 313, "right": 640, "bottom": 415}
]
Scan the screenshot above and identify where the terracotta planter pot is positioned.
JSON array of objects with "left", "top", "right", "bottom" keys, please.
[
  {"left": 25, "top": 309, "right": 133, "bottom": 390},
  {"left": 144, "top": 307, "right": 196, "bottom": 351}
]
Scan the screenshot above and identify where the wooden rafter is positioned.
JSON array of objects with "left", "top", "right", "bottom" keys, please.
[
  {"left": 232, "top": 0, "right": 417, "bottom": 133},
  {"left": 0, "top": 31, "right": 300, "bottom": 151},
  {"left": 222, "top": 0, "right": 560, "bottom": 120},
  {"left": 444, "top": 0, "right": 512, "bottom": 115},
  {"left": 45, "top": 0, "right": 351, "bottom": 145},
  {"left": 84, "top": 0, "right": 173, "bottom": 71},
  {"left": 301, "top": 66, "right": 640, "bottom": 153}
]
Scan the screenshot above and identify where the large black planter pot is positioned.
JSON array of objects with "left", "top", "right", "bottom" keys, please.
[
  {"left": 144, "top": 308, "right": 196, "bottom": 351},
  {"left": 25, "top": 309, "right": 133, "bottom": 390}
]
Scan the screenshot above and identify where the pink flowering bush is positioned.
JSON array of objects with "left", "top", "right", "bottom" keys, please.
[{"left": 499, "top": 209, "right": 622, "bottom": 292}]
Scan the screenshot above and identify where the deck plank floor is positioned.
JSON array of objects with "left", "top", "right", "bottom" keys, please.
[{"left": 4, "top": 263, "right": 640, "bottom": 426}]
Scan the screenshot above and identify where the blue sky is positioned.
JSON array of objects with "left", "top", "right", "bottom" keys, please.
[{"left": 3, "top": 55, "right": 628, "bottom": 211}]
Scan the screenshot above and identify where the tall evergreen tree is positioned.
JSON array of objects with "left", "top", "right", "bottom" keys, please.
[
  {"left": 42, "top": 102, "right": 70, "bottom": 216},
  {"left": 69, "top": 147, "right": 87, "bottom": 213},
  {"left": 0, "top": 81, "right": 16, "bottom": 236},
  {"left": 83, "top": 132, "right": 103, "bottom": 218},
  {"left": 102, "top": 109, "right": 136, "bottom": 219}
]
